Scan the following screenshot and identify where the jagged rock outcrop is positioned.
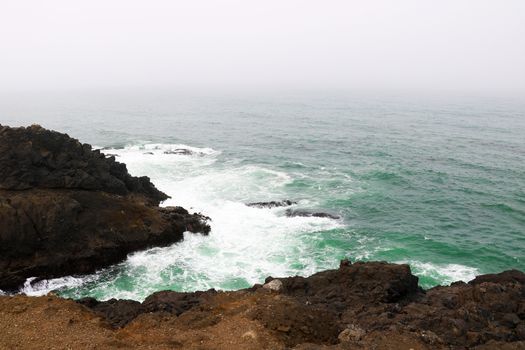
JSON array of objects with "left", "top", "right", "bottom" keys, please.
[
  {"left": 285, "top": 208, "right": 340, "bottom": 219},
  {"left": 0, "top": 124, "right": 210, "bottom": 290},
  {"left": 0, "top": 124, "right": 167, "bottom": 204}
]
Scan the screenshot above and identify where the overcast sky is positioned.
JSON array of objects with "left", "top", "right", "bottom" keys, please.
[{"left": 1, "top": 1, "right": 524, "bottom": 96}]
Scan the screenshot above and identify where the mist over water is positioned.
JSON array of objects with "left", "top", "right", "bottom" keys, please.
[
  {"left": 2, "top": 1, "right": 525, "bottom": 96},
  {"left": 3, "top": 92, "right": 524, "bottom": 300}
]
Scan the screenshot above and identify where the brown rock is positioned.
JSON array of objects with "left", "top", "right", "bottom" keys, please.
[{"left": 338, "top": 324, "right": 365, "bottom": 342}]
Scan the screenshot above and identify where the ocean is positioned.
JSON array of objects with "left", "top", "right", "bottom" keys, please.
[{"left": 2, "top": 90, "right": 524, "bottom": 301}]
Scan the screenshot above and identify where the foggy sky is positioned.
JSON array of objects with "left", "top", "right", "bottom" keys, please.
[{"left": 1, "top": 1, "right": 524, "bottom": 96}]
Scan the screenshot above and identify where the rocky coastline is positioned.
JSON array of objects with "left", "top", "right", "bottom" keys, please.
[
  {"left": 0, "top": 125, "right": 524, "bottom": 349},
  {"left": 0, "top": 124, "right": 210, "bottom": 291},
  {"left": 1, "top": 261, "right": 525, "bottom": 349}
]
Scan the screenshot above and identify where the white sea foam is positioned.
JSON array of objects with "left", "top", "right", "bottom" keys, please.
[
  {"left": 20, "top": 276, "right": 90, "bottom": 297},
  {"left": 13, "top": 142, "right": 482, "bottom": 300},
  {"left": 19, "top": 143, "right": 343, "bottom": 300},
  {"left": 399, "top": 260, "right": 479, "bottom": 286}
]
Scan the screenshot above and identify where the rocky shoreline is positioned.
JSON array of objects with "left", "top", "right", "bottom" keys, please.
[
  {"left": 1, "top": 124, "right": 524, "bottom": 349},
  {"left": 0, "top": 124, "right": 210, "bottom": 290},
  {"left": 1, "top": 261, "right": 524, "bottom": 349}
]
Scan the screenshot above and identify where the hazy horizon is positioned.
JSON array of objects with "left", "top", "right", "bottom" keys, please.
[{"left": 1, "top": 1, "right": 524, "bottom": 98}]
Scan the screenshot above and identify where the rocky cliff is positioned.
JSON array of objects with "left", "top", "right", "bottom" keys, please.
[{"left": 0, "top": 124, "right": 210, "bottom": 290}]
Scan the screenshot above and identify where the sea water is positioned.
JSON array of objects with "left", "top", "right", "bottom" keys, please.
[{"left": 2, "top": 90, "right": 524, "bottom": 301}]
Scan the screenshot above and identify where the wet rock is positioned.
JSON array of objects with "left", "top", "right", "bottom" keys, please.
[
  {"left": 246, "top": 200, "right": 297, "bottom": 208},
  {"left": 285, "top": 209, "right": 340, "bottom": 219}
]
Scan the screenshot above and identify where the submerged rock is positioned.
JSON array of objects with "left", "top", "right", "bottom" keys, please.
[
  {"left": 246, "top": 200, "right": 297, "bottom": 208},
  {"left": 285, "top": 208, "right": 340, "bottom": 219},
  {"left": 163, "top": 148, "right": 194, "bottom": 156},
  {"left": 0, "top": 124, "right": 210, "bottom": 290},
  {"left": 0, "top": 124, "right": 167, "bottom": 205}
]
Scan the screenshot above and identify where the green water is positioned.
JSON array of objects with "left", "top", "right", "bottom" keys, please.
[{"left": 3, "top": 91, "right": 524, "bottom": 300}]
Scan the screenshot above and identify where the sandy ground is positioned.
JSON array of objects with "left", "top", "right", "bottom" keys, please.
[{"left": 0, "top": 293, "right": 430, "bottom": 350}]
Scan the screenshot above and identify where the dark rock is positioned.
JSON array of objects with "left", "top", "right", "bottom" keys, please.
[
  {"left": 0, "top": 124, "right": 210, "bottom": 290},
  {"left": 78, "top": 289, "right": 217, "bottom": 328},
  {"left": 278, "top": 261, "right": 420, "bottom": 308},
  {"left": 246, "top": 200, "right": 297, "bottom": 208},
  {"left": 469, "top": 269, "right": 525, "bottom": 285},
  {"left": 516, "top": 324, "right": 525, "bottom": 340},
  {"left": 158, "top": 206, "right": 211, "bottom": 235},
  {"left": 77, "top": 297, "right": 143, "bottom": 328},
  {"left": 249, "top": 296, "right": 341, "bottom": 346},
  {"left": 0, "top": 189, "right": 210, "bottom": 290},
  {"left": 163, "top": 149, "right": 193, "bottom": 156},
  {"left": 0, "top": 124, "right": 167, "bottom": 205},
  {"left": 285, "top": 209, "right": 340, "bottom": 219},
  {"left": 339, "top": 259, "right": 351, "bottom": 268},
  {"left": 376, "top": 269, "right": 525, "bottom": 348},
  {"left": 501, "top": 313, "right": 521, "bottom": 328}
]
